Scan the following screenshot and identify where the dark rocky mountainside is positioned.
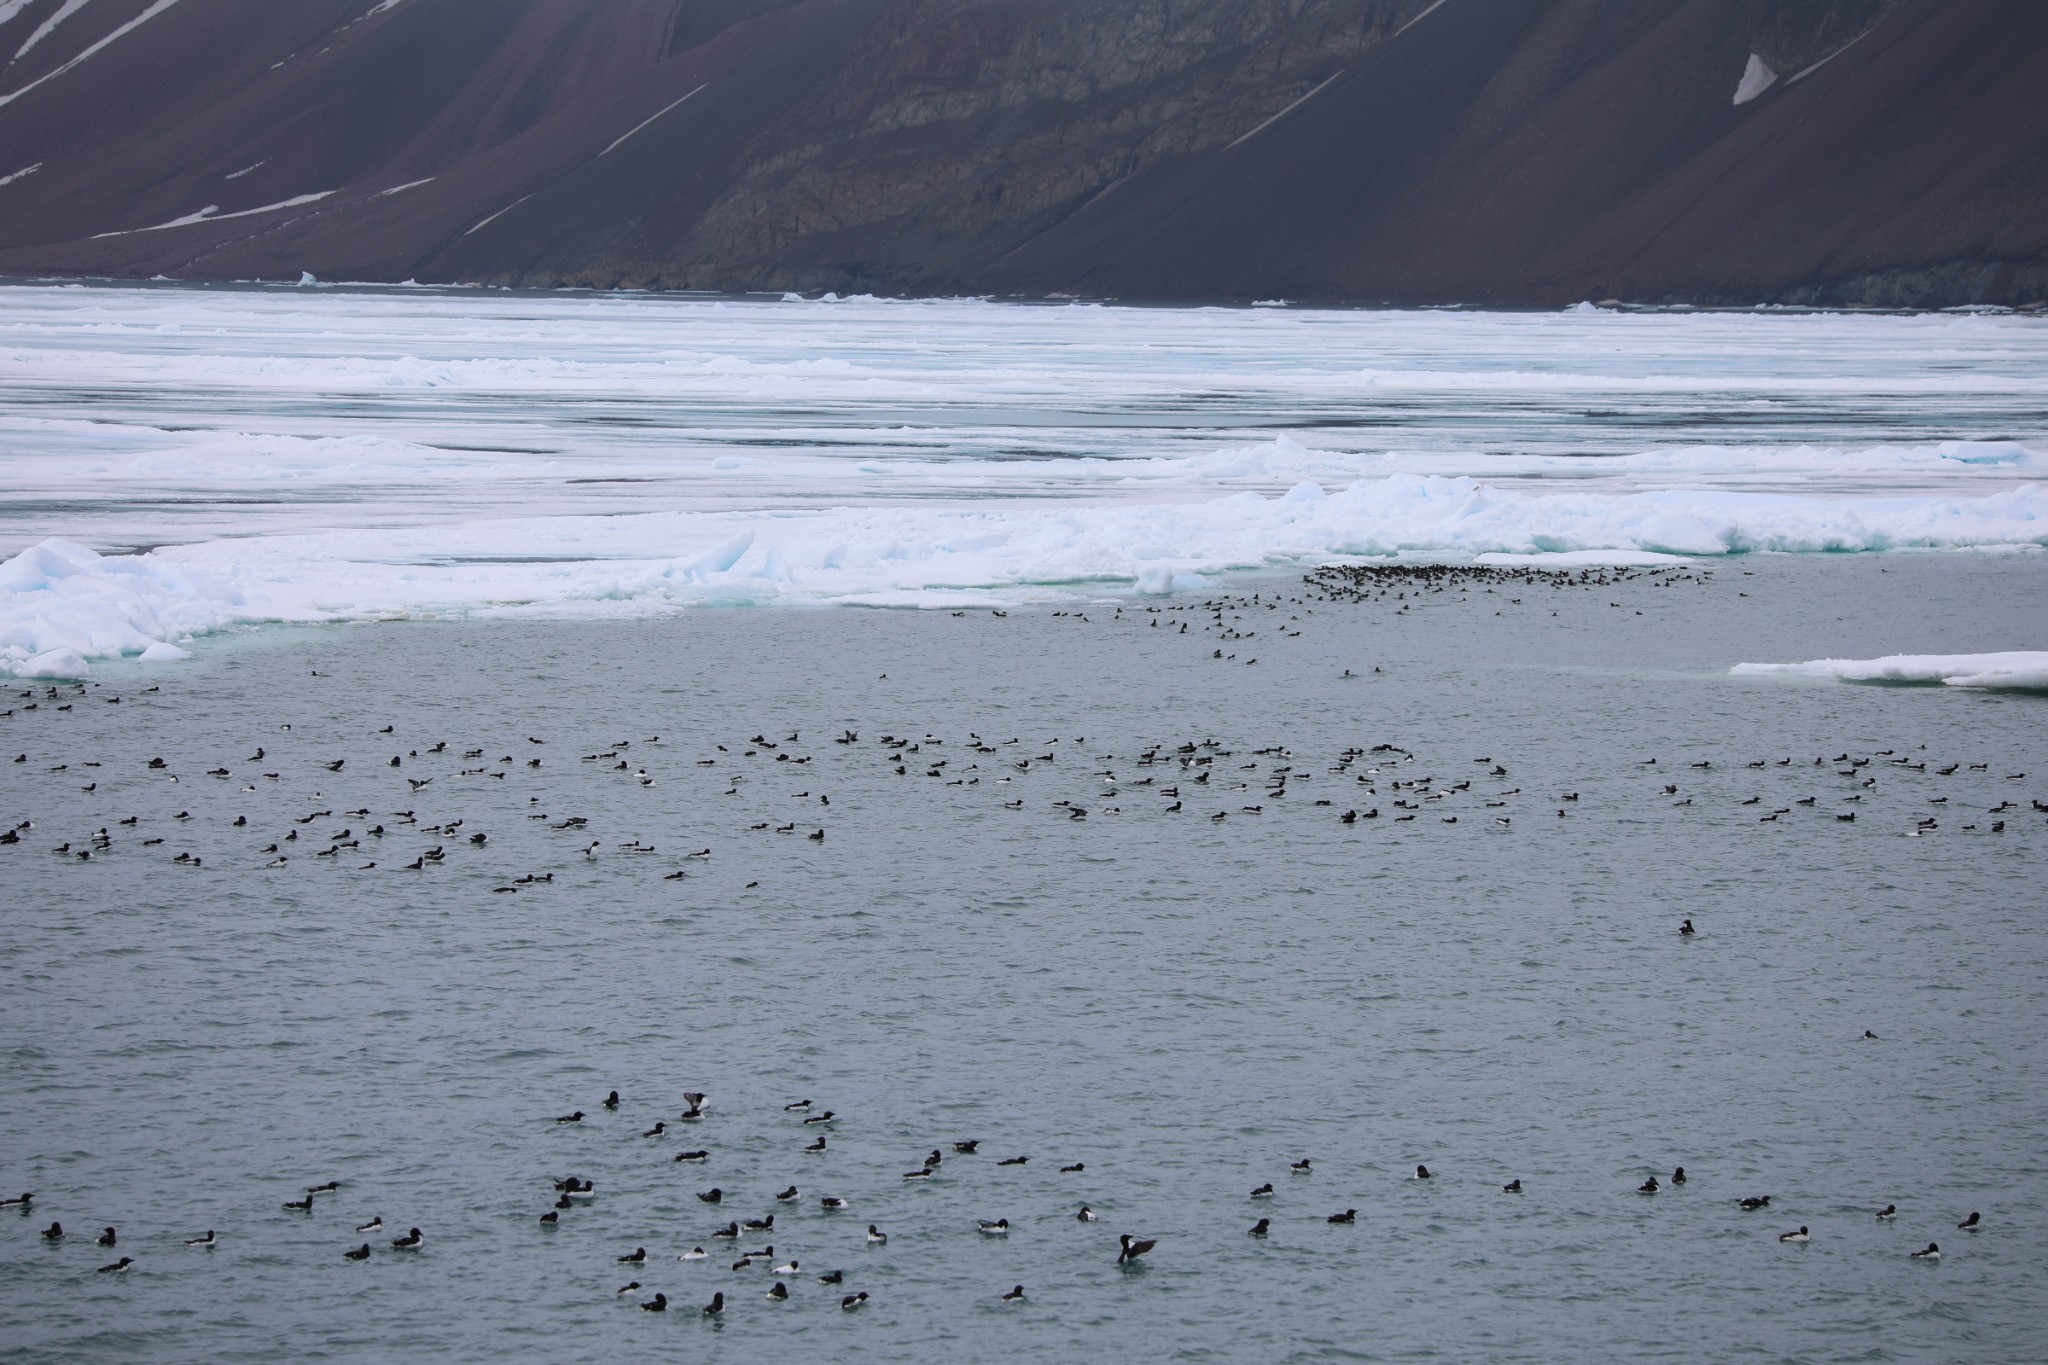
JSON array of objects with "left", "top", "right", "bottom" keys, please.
[{"left": 0, "top": 0, "right": 2041, "bottom": 305}]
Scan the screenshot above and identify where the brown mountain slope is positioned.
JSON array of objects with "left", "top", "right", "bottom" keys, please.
[{"left": 0, "top": 0, "right": 2039, "bottom": 305}]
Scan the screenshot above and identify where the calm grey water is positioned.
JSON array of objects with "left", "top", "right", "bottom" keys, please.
[{"left": 3, "top": 553, "right": 2045, "bottom": 1362}]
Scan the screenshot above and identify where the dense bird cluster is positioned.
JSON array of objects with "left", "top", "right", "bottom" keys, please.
[{"left": 1303, "top": 562, "right": 1705, "bottom": 605}]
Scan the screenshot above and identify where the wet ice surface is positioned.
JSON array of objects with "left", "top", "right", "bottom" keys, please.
[{"left": 3, "top": 553, "right": 2045, "bottom": 1362}]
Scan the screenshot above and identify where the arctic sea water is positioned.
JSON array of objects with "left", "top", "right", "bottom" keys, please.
[{"left": 0, "top": 285, "right": 2044, "bottom": 1362}]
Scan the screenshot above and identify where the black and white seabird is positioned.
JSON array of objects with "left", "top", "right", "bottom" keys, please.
[
  {"left": 978, "top": 1219, "right": 1009, "bottom": 1235},
  {"left": 391, "top": 1227, "right": 423, "bottom": 1249},
  {"left": 679, "top": 1247, "right": 708, "bottom": 1261},
  {"left": 1290, "top": 1159, "right": 1312, "bottom": 1174},
  {"left": 554, "top": 1111, "right": 585, "bottom": 1124},
  {"left": 344, "top": 1243, "right": 371, "bottom": 1260},
  {"left": 1250, "top": 1183, "right": 1274, "bottom": 1199},
  {"left": 1414, "top": 1165, "right": 1432, "bottom": 1180},
  {"left": 1958, "top": 1211, "right": 1980, "bottom": 1230},
  {"left": 282, "top": 1194, "right": 314, "bottom": 1212},
  {"left": 866, "top": 1224, "right": 887, "bottom": 1244},
  {"left": 0, "top": 1193, "right": 30, "bottom": 1208},
  {"left": 696, "top": 1188, "right": 723, "bottom": 1204},
  {"left": 820, "top": 1197, "right": 848, "bottom": 1210},
  {"left": 1639, "top": 1177, "right": 1661, "bottom": 1195},
  {"left": 1671, "top": 1167, "right": 1686, "bottom": 1185},
  {"left": 619, "top": 1247, "right": 648, "bottom": 1264},
  {"left": 817, "top": 1269, "right": 843, "bottom": 1284},
  {"left": 641, "top": 1292, "right": 668, "bottom": 1312},
  {"left": 1502, "top": 1179, "right": 1522, "bottom": 1193},
  {"left": 1911, "top": 1243, "right": 1940, "bottom": 1259},
  {"left": 1001, "top": 1284, "right": 1026, "bottom": 1302},
  {"left": 185, "top": 1231, "right": 215, "bottom": 1247},
  {"left": 356, "top": 1217, "right": 382, "bottom": 1234},
  {"left": 841, "top": 1291, "right": 869, "bottom": 1310},
  {"left": 766, "top": 1282, "right": 789, "bottom": 1301},
  {"left": 96, "top": 1227, "right": 117, "bottom": 1246},
  {"left": 97, "top": 1256, "right": 134, "bottom": 1273},
  {"left": 1779, "top": 1226, "right": 1810, "bottom": 1243},
  {"left": 1117, "top": 1233, "right": 1156, "bottom": 1264},
  {"left": 1738, "top": 1196, "right": 1770, "bottom": 1211},
  {"left": 1876, "top": 1204, "right": 1896, "bottom": 1220},
  {"left": 702, "top": 1291, "right": 725, "bottom": 1315},
  {"left": 617, "top": 1280, "right": 643, "bottom": 1297},
  {"left": 776, "top": 1186, "right": 799, "bottom": 1202},
  {"left": 1328, "top": 1209, "right": 1357, "bottom": 1224},
  {"left": 1076, "top": 1206, "right": 1097, "bottom": 1221},
  {"left": 1249, "top": 1218, "right": 1270, "bottom": 1237}
]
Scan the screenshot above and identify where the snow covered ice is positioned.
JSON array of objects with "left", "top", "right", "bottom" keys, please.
[{"left": 1, "top": 283, "right": 2043, "bottom": 674}]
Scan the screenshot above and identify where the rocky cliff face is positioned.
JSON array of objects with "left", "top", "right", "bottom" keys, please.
[{"left": 0, "top": 0, "right": 2040, "bottom": 305}]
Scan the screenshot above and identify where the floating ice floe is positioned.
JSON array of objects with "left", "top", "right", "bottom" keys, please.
[
  {"left": 2, "top": 474, "right": 2045, "bottom": 675},
  {"left": 1732, "top": 652, "right": 2048, "bottom": 691}
]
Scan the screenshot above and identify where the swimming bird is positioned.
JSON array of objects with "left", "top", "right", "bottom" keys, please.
[
  {"left": 841, "top": 1292, "right": 868, "bottom": 1310},
  {"left": 641, "top": 1293, "right": 668, "bottom": 1312},
  {"left": 642, "top": 1122, "right": 666, "bottom": 1138},
  {"left": 1250, "top": 1183, "right": 1274, "bottom": 1199},
  {"left": 953, "top": 1139, "right": 980, "bottom": 1153},
  {"left": 1503, "top": 1179, "right": 1522, "bottom": 1193},
  {"left": 679, "top": 1247, "right": 707, "bottom": 1261},
  {"left": 766, "top": 1282, "right": 789, "bottom": 1301},
  {"left": 866, "top": 1225, "right": 887, "bottom": 1244},
  {"left": 773, "top": 1259, "right": 799, "bottom": 1275},
  {"left": 1414, "top": 1165, "right": 1432, "bottom": 1180},
  {"left": 742, "top": 1215, "right": 773, "bottom": 1231},
  {"left": 776, "top": 1186, "right": 799, "bottom": 1202},
  {"left": 554, "top": 1111, "right": 584, "bottom": 1124},
  {"left": 817, "top": 1269, "right": 843, "bottom": 1284},
  {"left": 1328, "top": 1209, "right": 1357, "bottom": 1224},
  {"left": 356, "top": 1217, "right": 382, "bottom": 1234},
  {"left": 617, "top": 1281, "right": 643, "bottom": 1297},
  {"left": 0, "top": 1193, "right": 29, "bottom": 1208},
  {"left": 1679, "top": 919, "right": 1695, "bottom": 936},
  {"left": 711, "top": 1222, "right": 739, "bottom": 1239},
  {"left": 998, "top": 1156, "right": 1028, "bottom": 1166},
  {"left": 1779, "top": 1226, "right": 1809, "bottom": 1243},
  {"left": 344, "top": 1243, "right": 371, "bottom": 1260},
  {"left": 1738, "top": 1196, "right": 1770, "bottom": 1211},
  {"left": 1290, "top": 1159, "right": 1312, "bottom": 1174},
  {"left": 41, "top": 1221, "right": 62, "bottom": 1240},
  {"left": 96, "top": 1227, "right": 117, "bottom": 1246},
  {"left": 392, "top": 1227, "right": 423, "bottom": 1249},
  {"left": 1077, "top": 1206, "right": 1097, "bottom": 1221},
  {"left": 1959, "top": 1211, "right": 1980, "bottom": 1230},
  {"left": 805, "top": 1137, "right": 827, "bottom": 1153},
  {"left": 1876, "top": 1204, "right": 1896, "bottom": 1220},
  {"left": 1639, "top": 1177, "right": 1660, "bottom": 1195},
  {"left": 1061, "top": 1162, "right": 1085, "bottom": 1173},
  {"left": 902, "top": 1168, "right": 932, "bottom": 1180},
  {"left": 185, "top": 1231, "right": 215, "bottom": 1247},
  {"left": 673, "top": 1150, "right": 709, "bottom": 1163},
  {"left": 619, "top": 1247, "right": 648, "bottom": 1264},
  {"left": 539, "top": 1211, "right": 558, "bottom": 1225},
  {"left": 282, "top": 1194, "right": 314, "bottom": 1212},
  {"left": 97, "top": 1256, "right": 133, "bottom": 1273},
  {"left": 1671, "top": 1167, "right": 1686, "bottom": 1185},
  {"left": 1002, "top": 1284, "right": 1026, "bottom": 1301},
  {"left": 1117, "top": 1233, "right": 1156, "bottom": 1265},
  {"left": 702, "top": 1291, "right": 725, "bottom": 1315},
  {"left": 821, "top": 1197, "right": 848, "bottom": 1210},
  {"left": 1911, "top": 1243, "right": 1940, "bottom": 1259},
  {"left": 603, "top": 1090, "right": 620, "bottom": 1110},
  {"left": 802, "top": 1110, "right": 835, "bottom": 1125},
  {"left": 696, "top": 1189, "right": 722, "bottom": 1203},
  {"left": 978, "top": 1219, "right": 1009, "bottom": 1235},
  {"left": 1249, "top": 1218, "right": 1270, "bottom": 1236}
]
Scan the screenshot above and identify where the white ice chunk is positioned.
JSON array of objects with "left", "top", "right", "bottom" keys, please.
[
  {"left": 23, "top": 647, "right": 90, "bottom": 677},
  {"left": 1732, "top": 651, "right": 2048, "bottom": 691},
  {"left": 138, "top": 640, "right": 190, "bottom": 661}
]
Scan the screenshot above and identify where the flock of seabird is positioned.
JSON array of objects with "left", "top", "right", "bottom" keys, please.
[{"left": 7, "top": 1082, "right": 1988, "bottom": 1304}]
